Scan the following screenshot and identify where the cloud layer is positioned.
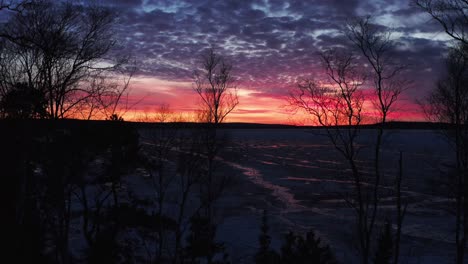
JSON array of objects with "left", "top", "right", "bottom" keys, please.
[{"left": 105, "top": 0, "right": 452, "bottom": 123}]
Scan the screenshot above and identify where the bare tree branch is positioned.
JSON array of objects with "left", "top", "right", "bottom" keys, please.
[
  {"left": 347, "top": 16, "right": 411, "bottom": 264},
  {"left": 415, "top": 0, "right": 468, "bottom": 44},
  {"left": 193, "top": 48, "right": 238, "bottom": 124},
  {"left": 0, "top": 1, "right": 124, "bottom": 119},
  {"left": 424, "top": 43, "right": 468, "bottom": 264}
]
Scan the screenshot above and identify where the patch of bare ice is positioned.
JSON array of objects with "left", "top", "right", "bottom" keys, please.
[{"left": 224, "top": 161, "right": 304, "bottom": 211}]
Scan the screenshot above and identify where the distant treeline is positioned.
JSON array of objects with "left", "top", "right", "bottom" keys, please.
[{"left": 0, "top": 119, "right": 461, "bottom": 131}]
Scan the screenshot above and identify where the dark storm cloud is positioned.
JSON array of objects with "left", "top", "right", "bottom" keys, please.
[{"left": 107, "top": 0, "right": 449, "bottom": 98}]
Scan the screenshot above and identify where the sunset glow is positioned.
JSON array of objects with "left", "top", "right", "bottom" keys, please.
[
  {"left": 6, "top": 1, "right": 468, "bottom": 263},
  {"left": 119, "top": 76, "right": 427, "bottom": 125},
  {"left": 95, "top": 0, "right": 448, "bottom": 125}
]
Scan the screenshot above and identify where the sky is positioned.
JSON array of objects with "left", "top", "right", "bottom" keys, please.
[{"left": 103, "top": 0, "right": 452, "bottom": 124}]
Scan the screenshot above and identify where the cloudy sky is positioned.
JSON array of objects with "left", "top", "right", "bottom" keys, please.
[{"left": 105, "top": 0, "right": 451, "bottom": 124}]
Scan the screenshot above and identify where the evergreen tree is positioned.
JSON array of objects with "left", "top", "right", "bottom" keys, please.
[
  {"left": 280, "top": 229, "right": 338, "bottom": 264},
  {"left": 185, "top": 213, "right": 227, "bottom": 263},
  {"left": 0, "top": 82, "right": 47, "bottom": 119},
  {"left": 255, "top": 210, "right": 280, "bottom": 264},
  {"left": 280, "top": 231, "right": 298, "bottom": 263}
]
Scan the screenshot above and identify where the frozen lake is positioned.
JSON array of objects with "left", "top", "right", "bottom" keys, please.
[{"left": 205, "top": 128, "right": 458, "bottom": 263}]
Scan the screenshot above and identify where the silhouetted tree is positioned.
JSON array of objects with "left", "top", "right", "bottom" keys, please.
[
  {"left": 107, "top": 113, "right": 124, "bottom": 122},
  {"left": 374, "top": 222, "right": 393, "bottom": 264},
  {"left": 191, "top": 49, "right": 238, "bottom": 262},
  {"left": 415, "top": 0, "right": 468, "bottom": 45},
  {"left": 280, "top": 230, "right": 338, "bottom": 264},
  {"left": 172, "top": 134, "right": 207, "bottom": 263},
  {"left": 4, "top": 123, "right": 48, "bottom": 262},
  {"left": 416, "top": 4, "right": 468, "bottom": 263},
  {"left": 18, "top": 188, "right": 48, "bottom": 262},
  {"left": 76, "top": 182, "right": 112, "bottom": 250},
  {"left": 185, "top": 213, "right": 228, "bottom": 263},
  {"left": 393, "top": 151, "right": 407, "bottom": 264},
  {"left": 70, "top": 69, "right": 135, "bottom": 121},
  {"left": 0, "top": 82, "right": 47, "bottom": 118},
  {"left": 194, "top": 48, "right": 238, "bottom": 125},
  {"left": 347, "top": 17, "right": 409, "bottom": 264},
  {"left": 140, "top": 120, "right": 178, "bottom": 262},
  {"left": 255, "top": 210, "right": 280, "bottom": 264},
  {"left": 35, "top": 126, "right": 108, "bottom": 263},
  {"left": 424, "top": 44, "right": 468, "bottom": 264},
  {"left": 99, "top": 67, "right": 136, "bottom": 121},
  {"left": 0, "top": 0, "right": 123, "bottom": 119},
  {"left": 291, "top": 18, "right": 409, "bottom": 263},
  {"left": 107, "top": 121, "right": 139, "bottom": 207},
  {"left": 289, "top": 49, "right": 369, "bottom": 262}
]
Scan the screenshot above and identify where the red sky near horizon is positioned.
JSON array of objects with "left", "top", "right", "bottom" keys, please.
[
  {"left": 120, "top": 76, "right": 426, "bottom": 125},
  {"left": 98, "top": 0, "right": 451, "bottom": 125}
]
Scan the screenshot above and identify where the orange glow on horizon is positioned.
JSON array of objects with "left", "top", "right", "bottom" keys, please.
[{"left": 84, "top": 76, "right": 427, "bottom": 125}]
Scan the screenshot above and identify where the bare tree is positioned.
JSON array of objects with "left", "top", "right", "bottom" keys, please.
[
  {"left": 172, "top": 135, "right": 206, "bottom": 263},
  {"left": 347, "top": 17, "right": 409, "bottom": 264},
  {"left": 393, "top": 151, "right": 407, "bottom": 264},
  {"left": 154, "top": 103, "right": 173, "bottom": 123},
  {"left": 289, "top": 49, "right": 371, "bottom": 263},
  {"left": 347, "top": 17, "right": 407, "bottom": 125},
  {"left": 193, "top": 49, "right": 238, "bottom": 125},
  {"left": 415, "top": 0, "right": 468, "bottom": 45},
  {"left": 73, "top": 181, "right": 112, "bottom": 249},
  {"left": 68, "top": 64, "right": 138, "bottom": 121},
  {"left": 193, "top": 49, "right": 238, "bottom": 210},
  {"left": 415, "top": 2, "right": 468, "bottom": 264},
  {"left": 72, "top": 77, "right": 108, "bottom": 120},
  {"left": 191, "top": 49, "right": 237, "bottom": 263},
  {"left": 290, "top": 17, "right": 409, "bottom": 263},
  {"left": 100, "top": 68, "right": 136, "bottom": 121},
  {"left": 140, "top": 120, "right": 179, "bottom": 262},
  {"left": 0, "top": 0, "right": 123, "bottom": 119},
  {"left": 425, "top": 44, "right": 468, "bottom": 264}
]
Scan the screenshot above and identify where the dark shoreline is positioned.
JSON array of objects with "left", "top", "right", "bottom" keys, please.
[{"left": 0, "top": 119, "right": 459, "bottom": 130}]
